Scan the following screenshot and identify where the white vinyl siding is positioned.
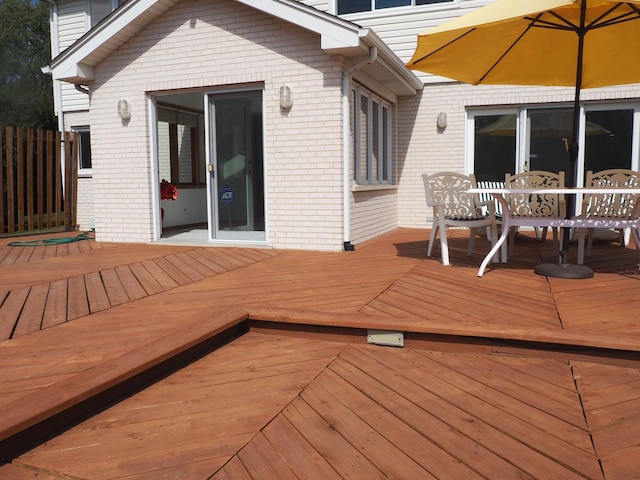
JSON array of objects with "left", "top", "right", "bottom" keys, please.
[
  {"left": 57, "top": 0, "right": 86, "bottom": 49},
  {"left": 56, "top": 0, "right": 91, "bottom": 110},
  {"left": 300, "top": 0, "right": 492, "bottom": 83}
]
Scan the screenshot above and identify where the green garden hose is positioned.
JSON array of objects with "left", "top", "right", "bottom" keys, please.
[{"left": 7, "top": 232, "right": 92, "bottom": 247}]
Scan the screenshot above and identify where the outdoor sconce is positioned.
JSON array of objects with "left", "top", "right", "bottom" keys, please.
[
  {"left": 279, "top": 85, "right": 293, "bottom": 110},
  {"left": 437, "top": 111, "right": 447, "bottom": 129},
  {"left": 118, "top": 99, "right": 131, "bottom": 120}
]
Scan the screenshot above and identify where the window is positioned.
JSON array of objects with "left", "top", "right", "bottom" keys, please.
[
  {"left": 88, "top": 0, "right": 127, "bottom": 27},
  {"left": 157, "top": 106, "right": 205, "bottom": 187},
  {"left": 352, "top": 87, "right": 393, "bottom": 185},
  {"left": 75, "top": 127, "right": 92, "bottom": 172},
  {"left": 337, "top": 0, "right": 451, "bottom": 14},
  {"left": 470, "top": 105, "right": 638, "bottom": 189}
]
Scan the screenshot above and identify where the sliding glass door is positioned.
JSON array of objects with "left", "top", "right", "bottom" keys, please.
[{"left": 206, "top": 89, "right": 265, "bottom": 242}]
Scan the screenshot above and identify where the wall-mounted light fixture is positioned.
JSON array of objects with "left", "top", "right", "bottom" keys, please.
[
  {"left": 436, "top": 111, "right": 447, "bottom": 129},
  {"left": 118, "top": 99, "right": 131, "bottom": 120},
  {"left": 279, "top": 85, "right": 293, "bottom": 110}
]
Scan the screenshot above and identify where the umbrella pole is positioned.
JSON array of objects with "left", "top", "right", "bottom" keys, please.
[{"left": 535, "top": 0, "right": 593, "bottom": 279}]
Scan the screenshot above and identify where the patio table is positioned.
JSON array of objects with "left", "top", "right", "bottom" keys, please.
[{"left": 468, "top": 187, "right": 640, "bottom": 277}]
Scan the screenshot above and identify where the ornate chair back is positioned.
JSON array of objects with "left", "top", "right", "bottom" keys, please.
[{"left": 505, "top": 170, "right": 566, "bottom": 218}]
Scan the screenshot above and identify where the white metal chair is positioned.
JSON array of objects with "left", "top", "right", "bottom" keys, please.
[
  {"left": 504, "top": 170, "right": 566, "bottom": 258},
  {"left": 423, "top": 172, "right": 498, "bottom": 265},
  {"left": 578, "top": 169, "right": 640, "bottom": 260},
  {"left": 476, "top": 179, "right": 505, "bottom": 220}
]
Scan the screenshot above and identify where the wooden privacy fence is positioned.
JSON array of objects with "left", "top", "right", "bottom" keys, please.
[{"left": 0, "top": 126, "right": 78, "bottom": 235}]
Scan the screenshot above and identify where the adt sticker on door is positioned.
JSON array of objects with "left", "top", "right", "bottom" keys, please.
[{"left": 220, "top": 185, "right": 235, "bottom": 205}]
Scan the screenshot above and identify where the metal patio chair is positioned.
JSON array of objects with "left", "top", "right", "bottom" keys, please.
[
  {"left": 504, "top": 170, "right": 566, "bottom": 259},
  {"left": 578, "top": 168, "right": 640, "bottom": 261},
  {"left": 423, "top": 172, "right": 498, "bottom": 266}
]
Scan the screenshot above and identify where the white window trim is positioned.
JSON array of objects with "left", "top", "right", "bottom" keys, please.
[
  {"left": 353, "top": 85, "right": 394, "bottom": 187},
  {"left": 467, "top": 102, "right": 640, "bottom": 181},
  {"left": 86, "top": 0, "right": 121, "bottom": 29},
  {"left": 73, "top": 126, "right": 93, "bottom": 177},
  {"left": 334, "top": 0, "right": 459, "bottom": 17}
]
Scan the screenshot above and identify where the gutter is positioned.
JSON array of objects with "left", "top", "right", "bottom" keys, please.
[{"left": 342, "top": 46, "right": 378, "bottom": 251}]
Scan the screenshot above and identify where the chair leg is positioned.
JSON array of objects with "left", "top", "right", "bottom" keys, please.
[
  {"left": 438, "top": 217, "right": 450, "bottom": 265},
  {"left": 631, "top": 228, "right": 640, "bottom": 269},
  {"left": 501, "top": 239, "right": 508, "bottom": 263},
  {"left": 508, "top": 227, "right": 516, "bottom": 256},
  {"left": 577, "top": 228, "right": 586, "bottom": 265},
  {"left": 534, "top": 226, "right": 548, "bottom": 242},
  {"left": 468, "top": 228, "right": 477, "bottom": 256},
  {"left": 586, "top": 228, "right": 595, "bottom": 257},
  {"left": 427, "top": 223, "right": 438, "bottom": 257},
  {"left": 489, "top": 223, "right": 500, "bottom": 263},
  {"left": 618, "top": 228, "right": 628, "bottom": 247}
]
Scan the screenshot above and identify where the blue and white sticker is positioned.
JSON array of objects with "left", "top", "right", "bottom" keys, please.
[{"left": 219, "top": 185, "right": 235, "bottom": 205}]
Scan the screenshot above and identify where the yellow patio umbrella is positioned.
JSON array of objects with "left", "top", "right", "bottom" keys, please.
[{"left": 407, "top": 0, "right": 640, "bottom": 278}]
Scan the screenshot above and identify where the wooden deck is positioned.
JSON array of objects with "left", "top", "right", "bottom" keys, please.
[{"left": 1, "top": 228, "right": 640, "bottom": 479}]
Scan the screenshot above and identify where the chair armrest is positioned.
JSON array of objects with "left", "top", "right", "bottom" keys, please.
[{"left": 476, "top": 200, "right": 495, "bottom": 216}]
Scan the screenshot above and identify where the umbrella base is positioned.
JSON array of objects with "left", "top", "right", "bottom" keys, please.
[{"left": 534, "top": 263, "right": 594, "bottom": 279}]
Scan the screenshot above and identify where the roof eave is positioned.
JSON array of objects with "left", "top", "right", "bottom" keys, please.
[{"left": 50, "top": 0, "right": 423, "bottom": 96}]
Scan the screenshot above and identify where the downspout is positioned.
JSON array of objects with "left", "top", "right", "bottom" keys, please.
[
  {"left": 342, "top": 46, "right": 377, "bottom": 251},
  {"left": 75, "top": 84, "right": 90, "bottom": 95},
  {"left": 48, "top": 0, "right": 64, "bottom": 134}
]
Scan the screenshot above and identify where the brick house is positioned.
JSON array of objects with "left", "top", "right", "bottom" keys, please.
[{"left": 48, "top": 0, "right": 640, "bottom": 250}]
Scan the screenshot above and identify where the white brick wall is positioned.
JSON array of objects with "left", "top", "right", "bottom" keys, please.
[
  {"left": 89, "top": 0, "right": 346, "bottom": 249},
  {"left": 396, "top": 82, "right": 640, "bottom": 229},
  {"left": 63, "top": 111, "right": 94, "bottom": 232}
]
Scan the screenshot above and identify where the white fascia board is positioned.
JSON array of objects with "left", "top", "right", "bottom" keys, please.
[
  {"left": 238, "top": 0, "right": 363, "bottom": 51},
  {"left": 51, "top": 0, "right": 173, "bottom": 82}
]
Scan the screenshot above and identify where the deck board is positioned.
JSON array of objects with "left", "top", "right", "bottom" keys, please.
[
  {"left": 12, "top": 284, "right": 48, "bottom": 337},
  {"left": 2, "top": 228, "right": 640, "bottom": 478},
  {"left": 41, "top": 278, "right": 68, "bottom": 329}
]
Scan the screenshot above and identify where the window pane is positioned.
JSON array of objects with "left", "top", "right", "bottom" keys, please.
[
  {"left": 90, "top": 0, "right": 113, "bottom": 27},
  {"left": 359, "top": 95, "right": 369, "bottom": 182},
  {"left": 382, "top": 107, "right": 390, "bottom": 182},
  {"left": 416, "top": 0, "right": 452, "bottom": 4},
  {"left": 338, "top": 0, "right": 371, "bottom": 14},
  {"left": 79, "top": 130, "right": 92, "bottom": 170},
  {"left": 376, "top": 0, "right": 410, "bottom": 8},
  {"left": 372, "top": 101, "right": 380, "bottom": 182},
  {"left": 157, "top": 121, "right": 171, "bottom": 181},
  {"left": 474, "top": 114, "right": 517, "bottom": 182},
  {"left": 177, "top": 124, "right": 193, "bottom": 184},
  {"left": 584, "top": 109, "right": 633, "bottom": 178},
  {"left": 527, "top": 109, "right": 573, "bottom": 176}
]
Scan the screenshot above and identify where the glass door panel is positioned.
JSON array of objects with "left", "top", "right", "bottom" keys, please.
[
  {"left": 584, "top": 109, "right": 633, "bottom": 179},
  {"left": 207, "top": 90, "right": 265, "bottom": 242},
  {"left": 473, "top": 113, "right": 518, "bottom": 182}
]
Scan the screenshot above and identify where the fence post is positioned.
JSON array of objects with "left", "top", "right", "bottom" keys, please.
[
  {"left": 55, "top": 131, "right": 62, "bottom": 228},
  {"left": 37, "top": 129, "right": 44, "bottom": 230},
  {"left": 6, "top": 127, "right": 15, "bottom": 233},
  {"left": 27, "top": 128, "right": 35, "bottom": 231},
  {"left": 16, "top": 127, "right": 24, "bottom": 232},
  {"left": 0, "top": 127, "right": 4, "bottom": 234}
]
